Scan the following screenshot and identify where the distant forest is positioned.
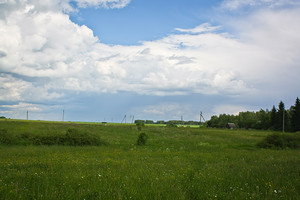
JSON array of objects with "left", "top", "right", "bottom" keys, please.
[
  {"left": 206, "top": 97, "right": 300, "bottom": 132},
  {"left": 134, "top": 119, "right": 201, "bottom": 126},
  {"left": 134, "top": 97, "right": 300, "bottom": 132}
]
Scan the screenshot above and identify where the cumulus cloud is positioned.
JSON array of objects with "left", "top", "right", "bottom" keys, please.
[
  {"left": 175, "top": 23, "right": 221, "bottom": 34},
  {"left": 135, "top": 103, "right": 192, "bottom": 120},
  {"left": 1, "top": 102, "right": 41, "bottom": 112},
  {"left": 221, "top": 0, "right": 300, "bottom": 10},
  {"left": 0, "top": 74, "right": 31, "bottom": 101},
  {"left": 213, "top": 104, "right": 249, "bottom": 116},
  {"left": 1, "top": 0, "right": 300, "bottom": 120},
  {"left": 0, "top": 101, "right": 64, "bottom": 120},
  {"left": 74, "top": 0, "right": 131, "bottom": 9}
]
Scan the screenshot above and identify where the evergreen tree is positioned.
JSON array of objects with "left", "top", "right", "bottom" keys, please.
[
  {"left": 291, "top": 97, "right": 300, "bottom": 132},
  {"left": 270, "top": 105, "right": 278, "bottom": 130},
  {"left": 277, "top": 101, "right": 288, "bottom": 132}
]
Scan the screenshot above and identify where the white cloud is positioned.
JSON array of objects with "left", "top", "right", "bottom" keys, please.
[
  {"left": 221, "top": 0, "right": 300, "bottom": 10},
  {"left": 1, "top": 102, "right": 41, "bottom": 112},
  {"left": 0, "top": 74, "right": 31, "bottom": 101},
  {"left": 213, "top": 104, "right": 249, "bottom": 115},
  {"left": 175, "top": 23, "right": 221, "bottom": 34},
  {"left": 1, "top": 0, "right": 300, "bottom": 120},
  {"left": 136, "top": 103, "right": 190, "bottom": 120},
  {"left": 0, "top": 102, "right": 64, "bottom": 120},
  {"left": 75, "top": 0, "right": 131, "bottom": 9},
  {"left": 0, "top": 0, "right": 131, "bottom": 20}
]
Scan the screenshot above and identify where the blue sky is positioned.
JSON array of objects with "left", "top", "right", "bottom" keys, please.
[
  {"left": 70, "top": 0, "right": 221, "bottom": 45},
  {"left": 1, "top": 0, "right": 300, "bottom": 122}
]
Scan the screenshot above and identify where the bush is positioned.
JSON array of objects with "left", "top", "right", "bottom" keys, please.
[
  {"left": 64, "top": 128, "right": 106, "bottom": 146},
  {"left": 0, "top": 128, "right": 13, "bottom": 145},
  {"left": 136, "top": 132, "right": 148, "bottom": 146},
  {"left": 136, "top": 122, "right": 145, "bottom": 131},
  {"left": 166, "top": 123, "right": 178, "bottom": 128},
  {"left": 258, "top": 133, "right": 300, "bottom": 149},
  {"left": 0, "top": 127, "right": 107, "bottom": 146},
  {"left": 33, "top": 134, "right": 62, "bottom": 145}
]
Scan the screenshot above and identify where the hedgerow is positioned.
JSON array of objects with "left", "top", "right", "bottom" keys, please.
[{"left": 0, "top": 128, "right": 107, "bottom": 146}]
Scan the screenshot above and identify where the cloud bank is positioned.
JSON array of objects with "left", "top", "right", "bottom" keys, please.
[
  {"left": 221, "top": 0, "right": 300, "bottom": 10},
  {"left": 1, "top": 0, "right": 300, "bottom": 120}
]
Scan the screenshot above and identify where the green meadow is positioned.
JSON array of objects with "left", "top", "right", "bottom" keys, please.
[{"left": 0, "top": 119, "right": 299, "bottom": 199}]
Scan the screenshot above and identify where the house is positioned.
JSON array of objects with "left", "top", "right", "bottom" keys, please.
[{"left": 226, "top": 123, "right": 236, "bottom": 129}]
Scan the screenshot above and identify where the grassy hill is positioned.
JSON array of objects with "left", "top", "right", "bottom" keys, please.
[{"left": 0, "top": 119, "right": 299, "bottom": 199}]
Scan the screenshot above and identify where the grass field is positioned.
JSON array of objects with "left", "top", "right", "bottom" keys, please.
[{"left": 0, "top": 119, "right": 299, "bottom": 199}]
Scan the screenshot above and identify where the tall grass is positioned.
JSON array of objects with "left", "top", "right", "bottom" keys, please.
[{"left": 0, "top": 119, "right": 299, "bottom": 199}]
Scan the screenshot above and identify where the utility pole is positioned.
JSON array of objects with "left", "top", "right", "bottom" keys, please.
[
  {"left": 62, "top": 110, "right": 64, "bottom": 121},
  {"left": 27, "top": 110, "right": 28, "bottom": 120},
  {"left": 199, "top": 111, "right": 205, "bottom": 126},
  {"left": 200, "top": 111, "right": 202, "bottom": 125},
  {"left": 121, "top": 115, "right": 126, "bottom": 123}
]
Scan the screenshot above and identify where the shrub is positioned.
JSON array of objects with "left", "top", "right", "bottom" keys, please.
[
  {"left": 136, "top": 122, "right": 145, "bottom": 131},
  {"left": 136, "top": 132, "right": 148, "bottom": 146},
  {"left": 166, "top": 123, "right": 178, "bottom": 128},
  {"left": 0, "top": 128, "right": 13, "bottom": 145},
  {"left": 0, "top": 127, "right": 107, "bottom": 146},
  {"left": 64, "top": 128, "right": 106, "bottom": 146},
  {"left": 258, "top": 132, "right": 300, "bottom": 149},
  {"left": 33, "top": 134, "right": 62, "bottom": 145}
]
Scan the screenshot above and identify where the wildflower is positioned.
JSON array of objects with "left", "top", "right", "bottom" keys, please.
[{"left": 274, "top": 189, "right": 277, "bottom": 193}]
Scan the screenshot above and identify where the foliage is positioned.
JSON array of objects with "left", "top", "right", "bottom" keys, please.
[
  {"left": 136, "top": 122, "right": 145, "bottom": 131},
  {"left": 258, "top": 132, "right": 300, "bottom": 149},
  {"left": 166, "top": 123, "right": 178, "bottom": 128},
  {"left": 64, "top": 128, "right": 106, "bottom": 146},
  {"left": 0, "top": 128, "right": 14, "bottom": 145},
  {"left": 290, "top": 97, "right": 300, "bottom": 132},
  {"left": 134, "top": 119, "right": 200, "bottom": 126},
  {"left": 0, "top": 125, "right": 106, "bottom": 146},
  {"left": 136, "top": 132, "right": 148, "bottom": 145},
  {"left": 206, "top": 114, "right": 238, "bottom": 128},
  {"left": 206, "top": 98, "right": 299, "bottom": 132}
]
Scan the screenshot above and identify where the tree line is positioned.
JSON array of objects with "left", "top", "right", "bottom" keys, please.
[
  {"left": 134, "top": 120, "right": 201, "bottom": 126},
  {"left": 206, "top": 97, "right": 300, "bottom": 132}
]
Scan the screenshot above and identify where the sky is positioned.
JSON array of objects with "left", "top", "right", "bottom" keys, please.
[{"left": 0, "top": 0, "right": 300, "bottom": 122}]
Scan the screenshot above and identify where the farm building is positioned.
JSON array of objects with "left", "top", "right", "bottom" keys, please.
[{"left": 226, "top": 123, "right": 236, "bottom": 129}]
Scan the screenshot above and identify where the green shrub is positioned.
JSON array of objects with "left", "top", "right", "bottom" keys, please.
[
  {"left": 65, "top": 128, "right": 106, "bottom": 146},
  {"left": 0, "top": 128, "right": 13, "bottom": 145},
  {"left": 136, "top": 122, "right": 145, "bottom": 131},
  {"left": 0, "top": 127, "right": 107, "bottom": 146},
  {"left": 258, "top": 132, "right": 300, "bottom": 149},
  {"left": 33, "top": 134, "right": 62, "bottom": 145},
  {"left": 136, "top": 132, "right": 148, "bottom": 146},
  {"left": 166, "top": 123, "right": 178, "bottom": 128}
]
